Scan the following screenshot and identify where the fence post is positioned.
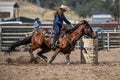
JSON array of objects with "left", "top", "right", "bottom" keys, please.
[
  {"left": 107, "top": 33, "right": 110, "bottom": 50},
  {"left": 0, "top": 24, "right": 2, "bottom": 51}
]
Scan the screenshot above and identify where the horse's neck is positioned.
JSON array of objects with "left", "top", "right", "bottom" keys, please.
[{"left": 67, "top": 26, "right": 83, "bottom": 43}]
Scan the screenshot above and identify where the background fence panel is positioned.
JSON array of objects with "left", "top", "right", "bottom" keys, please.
[
  {"left": 1, "top": 25, "right": 33, "bottom": 51},
  {"left": 0, "top": 24, "right": 120, "bottom": 51},
  {"left": 102, "top": 32, "right": 120, "bottom": 50}
]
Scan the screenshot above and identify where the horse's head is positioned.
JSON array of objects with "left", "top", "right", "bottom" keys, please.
[{"left": 81, "top": 20, "right": 96, "bottom": 39}]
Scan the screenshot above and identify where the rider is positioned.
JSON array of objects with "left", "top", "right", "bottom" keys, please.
[
  {"left": 52, "top": 5, "right": 74, "bottom": 49},
  {"left": 33, "top": 17, "right": 42, "bottom": 33}
]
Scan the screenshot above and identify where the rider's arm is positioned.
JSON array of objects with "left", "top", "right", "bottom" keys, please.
[{"left": 63, "top": 14, "right": 71, "bottom": 25}]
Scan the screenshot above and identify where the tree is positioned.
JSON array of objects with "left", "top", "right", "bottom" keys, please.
[{"left": 27, "top": 0, "right": 116, "bottom": 18}]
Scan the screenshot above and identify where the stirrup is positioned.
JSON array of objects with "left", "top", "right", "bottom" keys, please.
[{"left": 51, "top": 44, "right": 56, "bottom": 50}]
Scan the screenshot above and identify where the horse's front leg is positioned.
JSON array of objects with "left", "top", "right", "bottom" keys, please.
[
  {"left": 65, "top": 53, "right": 71, "bottom": 65},
  {"left": 48, "top": 49, "right": 60, "bottom": 64},
  {"left": 29, "top": 48, "right": 37, "bottom": 63}
]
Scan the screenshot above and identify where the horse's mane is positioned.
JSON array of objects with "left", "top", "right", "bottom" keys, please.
[
  {"left": 65, "top": 23, "right": 81, "bottom": 33},
  {"left": 65, "top": 20, "right": 91, "bottom": 34}
]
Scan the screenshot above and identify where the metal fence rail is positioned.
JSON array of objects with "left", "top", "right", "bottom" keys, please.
[
  {"left": 0, "top": 24, "right": 120, "bottom": 51},
  {"left": 102, "top": 31, "right": 120, "bottom": 50},
  {"left": 0, "top": 25, "right": 33, "bottom": 51}
]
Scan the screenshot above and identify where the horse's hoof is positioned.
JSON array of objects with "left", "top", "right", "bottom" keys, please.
[
  {"left": 48, "top": 61, "right": 52, "bottom": 65},
  {"left": 43, "top": 58, "right": 47, "bottom": 63},
  {"left": 30, "top": 58, "right": 37, "bottom": 63},
  {"left": 48, "top": 63, "right": 52, "bottom": 66},
  {"left": 30, "top": 60, "right": 33, "bottom": 63},
  {"left": 66, "top": 62, "right": 71, "bottom": 65}
]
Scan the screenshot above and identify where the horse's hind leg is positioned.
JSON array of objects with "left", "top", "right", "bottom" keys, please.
[
  {"left": 29, "top": 48, "right": 37, "bottom": 63},
  {"left": 37, "top": 48, "right": 50, "bottom": 62},
  {"left": 5, "top": 36, "right": 32, "bottom": 53}
]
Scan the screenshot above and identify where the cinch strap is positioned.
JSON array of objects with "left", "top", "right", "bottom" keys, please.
[{"left": 66, "top": 38, "right": 74, "bottom": 48}]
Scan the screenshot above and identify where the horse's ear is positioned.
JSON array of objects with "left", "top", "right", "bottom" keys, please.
[
  {"left": 81, "top": 20, "right": 90, "bottom": 27},
  {"left": 80, "top": 20, "right": 87, "bottom": 23}
]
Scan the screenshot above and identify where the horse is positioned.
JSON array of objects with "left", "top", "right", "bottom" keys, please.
[{"left": 29, "top": 20, "right": 96, "bottom": 64}]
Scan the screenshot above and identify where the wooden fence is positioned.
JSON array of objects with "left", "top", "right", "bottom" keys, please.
[{"left": 0, "top": 24, "right": 120, "bottom": 51}]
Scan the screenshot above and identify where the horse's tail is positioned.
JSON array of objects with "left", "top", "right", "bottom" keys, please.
[{"left": 5, "top": 36, "right": 32, "bottom": 53}]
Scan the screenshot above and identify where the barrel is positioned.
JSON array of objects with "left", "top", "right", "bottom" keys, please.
[{"left": 81, "top": 38, "right": 98, "bottom": 64}]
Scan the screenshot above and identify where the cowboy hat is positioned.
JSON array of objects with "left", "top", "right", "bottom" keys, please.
[{"left": 59, "top": 5, "right": 68, "bottom": 11}]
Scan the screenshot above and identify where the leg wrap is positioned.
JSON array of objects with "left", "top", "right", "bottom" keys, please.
[
  {"left": 38, "top": 54, "right": 47, "bottom": 60},
  {"left": 48, "top": 55, "right": 56, "bottom": 64},
  {"left": 66, "top": 57, "right": 70, "bottom": 65}
]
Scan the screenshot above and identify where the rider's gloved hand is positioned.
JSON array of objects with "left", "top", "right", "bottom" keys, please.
[{"left": 70, "top": 24, "right": 74, "bottom": 28}]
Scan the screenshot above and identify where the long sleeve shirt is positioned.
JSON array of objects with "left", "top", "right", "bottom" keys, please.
[
  {"left": 53, "top": 14, "right": 71, "bottom": 29},
  {"left": 34, "top": 20, "right": 41, "bottom": 28}
]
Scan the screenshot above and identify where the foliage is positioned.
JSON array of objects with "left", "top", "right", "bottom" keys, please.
[{"left": 28, "top": 0, "right": 117, "bottom": 18}]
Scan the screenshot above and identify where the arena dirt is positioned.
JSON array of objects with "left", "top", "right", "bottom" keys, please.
[{"left": 0, "top": 48, "right": 120, "bottom": 80}]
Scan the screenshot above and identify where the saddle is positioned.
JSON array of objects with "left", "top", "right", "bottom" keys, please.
[
  {"left": 44, "top": 30, "right": 65, "bottom": 47},
  {"left": 44, "top": 28, "right": 74, "bottom": 49},
  {"left": 44, "top": 29, "right": 66, "bottom": 38},
  {"left": 44, "top": 25, "right": 73, "bottom": 37}
]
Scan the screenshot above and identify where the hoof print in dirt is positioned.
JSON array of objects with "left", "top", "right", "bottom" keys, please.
[
  {"left": 6, "top": 58, "right": 16, "bottom": 64},
  {"left": 34, "top": 57, "right": 47, "bottom": 65}
]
